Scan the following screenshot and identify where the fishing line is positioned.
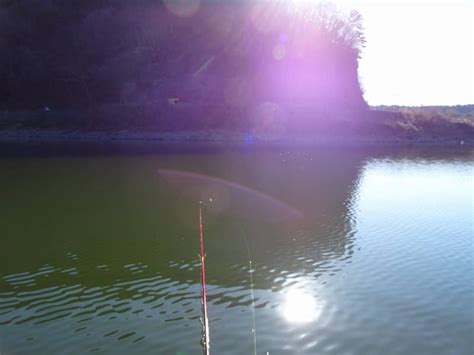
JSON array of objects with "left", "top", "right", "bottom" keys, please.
[
  {"left": 240, "top": 226, "right": 257, "bottom": 355},
  {"left": 199, "top": 204, "right": 210, "bottom": 355}
]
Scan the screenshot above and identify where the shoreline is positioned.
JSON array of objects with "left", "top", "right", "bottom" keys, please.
[{"left": 0, "top": 128, "right": 471, "bottom": 148}]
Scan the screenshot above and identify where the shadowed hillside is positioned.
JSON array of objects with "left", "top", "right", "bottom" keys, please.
[{"left": 1, "top": 0, "right": 366, "bottom": 130}]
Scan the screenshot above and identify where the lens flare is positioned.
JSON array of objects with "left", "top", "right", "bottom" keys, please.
[
  {"left": 272, "top": 44, "right": 286, "bottom": 61},
  {"left": 163, "top": 0, "right": 200, "bottom": 17}
]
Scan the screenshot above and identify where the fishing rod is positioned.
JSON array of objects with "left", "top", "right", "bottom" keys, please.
[{"left": 199, "top": 204, "right": 210, "bottom": 355}]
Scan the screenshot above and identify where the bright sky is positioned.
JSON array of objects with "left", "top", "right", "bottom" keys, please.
[{"left": 333, "top": 0, "right": 474, "bottom": 106}]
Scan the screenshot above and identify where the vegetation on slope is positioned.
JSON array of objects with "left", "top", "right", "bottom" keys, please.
[
  {"left": 369, "top": 106, "right": 474, "bottom": 139},
  {"left": 1, "top": 0, "right": 366, "bottom": 129}
]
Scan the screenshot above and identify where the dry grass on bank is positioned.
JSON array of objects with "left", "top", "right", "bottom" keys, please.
[{"left": 379, "top": 107, "right": 474, "bottom": 139}]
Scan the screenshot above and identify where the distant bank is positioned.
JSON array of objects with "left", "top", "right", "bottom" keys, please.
[{"left": 0, "top": 105, "right": 472, "bottom": 147}]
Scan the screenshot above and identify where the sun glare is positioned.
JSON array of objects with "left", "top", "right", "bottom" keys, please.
[
  {"left": 286, "top": 0, "right": 474, "bottom": 105},
  {"left": 280, "top": 288, "right": 322, "bottom": 324}
]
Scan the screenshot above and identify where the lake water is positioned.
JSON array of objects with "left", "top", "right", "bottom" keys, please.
[{"left": 0, "top": 145, "right": 472, "bottom": 354}]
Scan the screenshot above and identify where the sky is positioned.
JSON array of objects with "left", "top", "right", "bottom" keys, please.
[{"left": 330, "top": 0, "right": 474, "bottom": 106}]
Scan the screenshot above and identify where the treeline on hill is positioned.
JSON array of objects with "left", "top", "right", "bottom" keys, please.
[{"left": 1, "top": 0, "right": 368, "bottom": 131}]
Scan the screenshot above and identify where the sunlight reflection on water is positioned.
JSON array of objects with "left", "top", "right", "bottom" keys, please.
[{"left": 280, "top": 288, "right": 323, "bottom": 324}]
